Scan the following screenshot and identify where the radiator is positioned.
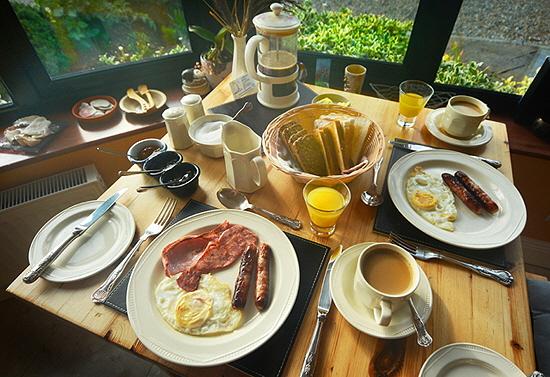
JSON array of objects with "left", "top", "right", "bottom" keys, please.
[{"left": 0, "top": 165, "right": 106, "bottom": 298}]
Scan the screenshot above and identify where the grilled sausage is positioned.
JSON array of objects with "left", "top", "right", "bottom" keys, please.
[
  {"left": 255, "top": 243, "right": 271, "bottom": 311},
  {"left": 442, "top": 173, "right": 483, "bottom": 215},
  {"left": 232, "top": 245, "right": 257, "bottom": 309},
  {"left": 455, "top": 171, "right": 499, "bottom": 214}
]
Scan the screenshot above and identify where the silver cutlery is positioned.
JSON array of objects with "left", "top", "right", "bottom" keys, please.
[
  {"left": 408, "top": 298, "right": 433, "bottom": 347},
  {"left": 217, "top": 188, "right": 302, "bottom": 230},
  {"left": 390, "top": 232, "right": 514, "bottom": 286},
  {"left": 136, "top": 174, "right": 192, "bottom": 192},
  {"left": 23, "top": 189, "right": 127, "bottom": 284},
  {"left": 229, "top": 101, "right": 253, "bottom": 121},
  {"left": 96, "top": 147, "right": 127, "bottom": 158},
  {"left": 530, "top": 371, "right": 545, "bottom": 377},
  {"left": 91, "top": 198, "right": 177, "bottom": 303},
  {"left": 361, "top": 157, "right": 384, "bottom": 207},
  {"left": 118, "top": 164, "right": 178, "bottom": 176},
  {"left": 300, "top": 245, "right": 343, "bottom": 377},
  {"left": 390, "top": 140, "right": 502, "bottom": 169}
]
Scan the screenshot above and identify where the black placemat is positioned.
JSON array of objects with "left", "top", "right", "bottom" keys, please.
[
  {"left": 373, "top": 140, "right": 509, "bottom": 268},
  {"left": 104, "top": 199, "right": 329, "bottom": 377},
  {"left": 209, "top": 83, "right": 318, "bottom": 136}
]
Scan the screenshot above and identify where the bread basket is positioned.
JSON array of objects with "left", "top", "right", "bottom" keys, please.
[{"left": 262, "top": 103, "right": 385, "bottom": 183}]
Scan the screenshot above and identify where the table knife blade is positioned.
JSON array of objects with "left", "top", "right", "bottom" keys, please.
[
  {"left": 390, "top": 140, "right": 502, "bottom": 168},
  {"left": 23, "top": 188, "right": 127, "bottom": 284}
]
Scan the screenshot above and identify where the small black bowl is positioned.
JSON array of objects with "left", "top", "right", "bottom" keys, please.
[
  {"left": 160, "top": 162, "right": 200, "bottom": 197},
  {"left": 142, "top": 150, "right": 182, "bottom": 177}
]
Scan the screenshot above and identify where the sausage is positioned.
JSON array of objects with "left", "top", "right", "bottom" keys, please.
[
  {"left": 442, "top": 173, "right": 483, "bottom": 215},
  {"left": 232, "top": 245, "right": 257, "bottom": 309},
  {"left": 455, "top": 171, "right": 499, "bottom": 214},
  {"left": 255, "top": 243, "right": 271, "bottom": 311}
]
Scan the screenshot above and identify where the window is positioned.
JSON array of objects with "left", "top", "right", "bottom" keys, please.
[
  {"left": 435, "top": 0, "right": 548, "bottom": 95},
  {"left": 296, "top": 0, "right": 419, "bottom": 63},
  {"left": 0, "top": 78, "right": 13, "bottom": 109},
  {"left": 9, "top": 0, "right": 191, "bottom": 78}
]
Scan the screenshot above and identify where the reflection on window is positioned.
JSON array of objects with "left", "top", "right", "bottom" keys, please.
[
  {"left": 0, "top": 78, "right": 13, "bottom": 109},
  {"left": 295, "top": 0, "right": 417, "bottom": 63},
  {"left": 436, "top": 0, "right": 547, "bottom": 95},
  {"left": 10, "top": 0, "right": 191, "bottom": 78}
]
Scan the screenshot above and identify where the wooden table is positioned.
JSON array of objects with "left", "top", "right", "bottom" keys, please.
[{"left": 7, "top": 80, "right": 536, "bottom": 376}]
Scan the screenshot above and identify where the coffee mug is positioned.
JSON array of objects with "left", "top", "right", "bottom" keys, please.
[
  {"left": 344, "top": 64, "right": 367, "bottom": 93},
  {"left": 222, "top": 121, "right": 267, "bottom": 193},
  {"left": 442, "top": 95, "right": 490, "bottom": 138},
  {"left": 354, "top": 243, "right": 420, "bottom": 326}
]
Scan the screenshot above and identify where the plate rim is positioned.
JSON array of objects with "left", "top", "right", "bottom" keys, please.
[
  {"left": 329, "top": 242, "right": 433, "bottom": 339},
  {"left": 425, "top": 108, "right": 493, "bottom": 148},
  {"left": 387, "top": 149, "right": 527, "bottom": 250},
  {"left": 418, "top": 342, "right": 526, "bottom": 377},
  {"left": 28, "top": 200, "right": 135, "bottom": 282},
  {"left": 126, "top": 209, "right": 300, "bottom": 367}
]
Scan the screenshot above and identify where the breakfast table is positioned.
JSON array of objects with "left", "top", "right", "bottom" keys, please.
[{"left": 7, "top": 78, "right": 536, "bottom": 376}]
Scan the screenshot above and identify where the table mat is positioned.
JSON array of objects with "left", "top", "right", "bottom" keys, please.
[
  {"left": 103, "top": 199, "right": 330, "bottom": 377},
  {"left": 373, "top": 140, "right": 509, "bottom": 268},
  {"left": 209, "top": 82, "right": 318, "bottom": 136}
]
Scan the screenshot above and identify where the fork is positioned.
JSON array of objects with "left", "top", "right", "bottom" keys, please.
[
  {"left": 91, "top": 198, "right": 177, "bottom": 303},
  {"left": 389, "top": 233, "right": 514, "bottom": 287}
]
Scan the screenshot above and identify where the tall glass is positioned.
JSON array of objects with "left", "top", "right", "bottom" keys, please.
[
  {"left": 397, "top": 80, "right": 434, "bottom": 127},
  {"left": 303, "top": 178, "right": 351, "bottom": 237}
]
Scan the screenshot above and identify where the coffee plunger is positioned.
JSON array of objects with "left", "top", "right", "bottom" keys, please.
[{"left": 245, "top": 3, "right": 301, "bottom": 109}]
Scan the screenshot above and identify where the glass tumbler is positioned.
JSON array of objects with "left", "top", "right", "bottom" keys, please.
[{"left": 397, "top": 80, "right": 434, "bottom": 127}]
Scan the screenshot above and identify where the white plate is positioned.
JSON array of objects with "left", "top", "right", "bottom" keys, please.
[
  {"left": 425, "top": 108, "right": 493, "bottom": 147},
  {"left": 419, "top": 343, "right": 525, "bottom": 377},
  {"left": 127, "top": 209, "right": 300, "bottom": 367},
  {"left": 388, "top": 150, "right": 526, "bottom": 249},
  {"left": 330, "top": 242, "right": 432, "bottom": 339},
  {"left": 28, "top": 201, "right": 135, "bottom": 282}
]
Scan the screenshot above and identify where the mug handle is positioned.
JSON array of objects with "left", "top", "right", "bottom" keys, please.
[
  {"left": 251, "top": 156, "right": 267, "bottom": 188},
  {"left": 373, "top": 300, "right": 392, "bottom": 326}
]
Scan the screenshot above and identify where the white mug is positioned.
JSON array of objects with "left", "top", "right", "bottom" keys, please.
[
  {"left": 442, "top": 95, "right": 490, "bottom": 138},
  {"left": 222, "top": 121, "right": 267, "bottom": 193},
  {"left": 354, "top": 243, "right": 420, "bottom": 326}
]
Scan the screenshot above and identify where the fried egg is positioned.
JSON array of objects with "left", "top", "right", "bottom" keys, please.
[
  {"left": 156, "top": 274, "right": 242, "bottom": 336},
  {"left": 406, "top": 166, "right": 457, "bottom": 231}
]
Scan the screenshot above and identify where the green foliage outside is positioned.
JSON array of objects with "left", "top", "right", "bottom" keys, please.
[{"left": 294, "top": 1, "right": 532, "bottom": 95}]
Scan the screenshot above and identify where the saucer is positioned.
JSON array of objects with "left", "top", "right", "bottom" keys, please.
[
  {"left": 425, "top": 108, "right": 493, "bottom": 147},
  {"left": 330, "top": 242, "right": 433, "bottom": 339},
  {"left": 419, "top": 342, "right": 525, "bottom": 376}
]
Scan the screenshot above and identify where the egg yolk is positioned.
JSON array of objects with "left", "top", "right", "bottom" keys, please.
[
  {"left": 412, "top": 191, "right": 438, "bottom": 210},
  {"left": 175, "top": 290, "right": 212, "bottom": 329}
]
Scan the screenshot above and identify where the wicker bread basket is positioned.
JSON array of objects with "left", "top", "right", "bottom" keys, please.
[{"left": 262, "top": 103, "right": 385, "bottom": 183}]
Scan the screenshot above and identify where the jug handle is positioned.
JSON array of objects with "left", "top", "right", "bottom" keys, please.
[
  {"left": 245, "top": 35, "right": 268, "bottom": 83},
  {"left": 251, "top": 156, "right": 268, "bottom": 188}
]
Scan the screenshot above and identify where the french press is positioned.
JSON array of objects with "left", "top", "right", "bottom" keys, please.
[{"left": 245, "top": 3, "right": 301, "bottom": 109}]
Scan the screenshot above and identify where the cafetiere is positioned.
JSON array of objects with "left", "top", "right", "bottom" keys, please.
[{"left": 245, "top": 3, "right": 301, "bottom": 109}]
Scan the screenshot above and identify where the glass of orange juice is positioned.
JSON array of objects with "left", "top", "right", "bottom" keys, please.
[
  {"left": 398, "top": 80, "right": 434, "bottom": 127},
  {"left": 303, "top": 178, "right": 351, "bottom": 237}
]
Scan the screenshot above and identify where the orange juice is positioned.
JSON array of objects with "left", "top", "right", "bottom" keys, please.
[
  {"left": 399, "top": 92, "right": 425, "bottom": 117},
  {"left": 306, "top": 187, "right": 346, "bottom": 227}
]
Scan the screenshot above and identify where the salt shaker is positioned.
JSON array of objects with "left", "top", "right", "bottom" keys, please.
[
  {"left": 162, "top": 107, "right": 194, "bottom": 150},
  {"left": 180, "top": 94, "right": 205, "bottom": 124}
]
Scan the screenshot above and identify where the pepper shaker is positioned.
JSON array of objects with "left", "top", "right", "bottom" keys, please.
[
  {"left": 162, "top": 107, "right": 194, "bottom": 150},
  {"left": 180, "top": 94, "right": 205, "bottom": 124}
]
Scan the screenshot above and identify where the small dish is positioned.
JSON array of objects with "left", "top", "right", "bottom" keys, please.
[
  {"left": 425, "top": 108, "right": 493, "bottom": 147},
  {"left": 188, "top": 114, "right": 232, "bottom": 158},
  {"left": 312, "top": 93, "right": 351, "bottom": 107},
  {"left": 330, "top": 242, "right": 433, "bottom": 339},
  {"left": 72, "top": 95, "right": 118, "bottom": 124},
  {"left": 419, "top": 342, "right": 525, "bottom": 377},
  {"left": 142, "top": 150, "right": 182, "bottom": 177},
  {"left": 160, "top": 162, "right": 200, "bottom": 197},
  {"left": 127, "top": 139, "right": 167, "bottom": 165},
  {"left": 120, "top": 89, "right": 167, "bottom": 115}
]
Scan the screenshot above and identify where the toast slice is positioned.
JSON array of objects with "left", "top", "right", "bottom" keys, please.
[
  {"left": 342, "top": 123, "right": 356, "bottom": 168},
  {"left": 350, "top": 117, "right": 373, "bottom": 165},
  {"left": 319, "top": 124, "right": 346, "bottom": 175},
  {"left": 290, "top": 132, "right": 328, "bottom": 176},
  {"left": 279, "top": 122, "right": 303, "bottom": 150}
]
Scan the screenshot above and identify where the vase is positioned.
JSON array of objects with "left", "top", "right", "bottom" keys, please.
[{"left": 231, "top": 34, "right": 246, "bottom": 79}]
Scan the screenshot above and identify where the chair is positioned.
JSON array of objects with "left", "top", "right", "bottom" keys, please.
[{"left": 527, "top": 278, "right": 550, "bottom": 374}]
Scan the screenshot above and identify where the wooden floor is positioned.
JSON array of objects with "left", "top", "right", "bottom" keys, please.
[{"left": 1, "top": 298, "right": 172, "bottom": 377}]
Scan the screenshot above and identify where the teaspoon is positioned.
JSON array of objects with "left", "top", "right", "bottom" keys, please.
[
  {"left": 97, "top": 147, "right": 127, "bottom": 158},
  {"left": 230, "top": 101, "right": 253, "bottom": 122},
  {"left": 361, "top": 157, "right": 384, "bottom": 207},
  {"left": 408, "top": 298, "right": 432, "bottom": 347},
  {"left": 217, "top": 188, "right": 302, "bottom": 230},
  {"left": 136, "top": 173, "right": 192, "bottom": 192}
]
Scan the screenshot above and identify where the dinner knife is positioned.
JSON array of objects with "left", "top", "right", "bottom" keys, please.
[
  {"left": 390, "top": 140, "right": 502, "bottom": 169},
  {"left": 22, "top": 188, "right": 127, "bottom": 284},
  {"left": 300, "top": 245, "right": 343, "bottom": 377}
]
